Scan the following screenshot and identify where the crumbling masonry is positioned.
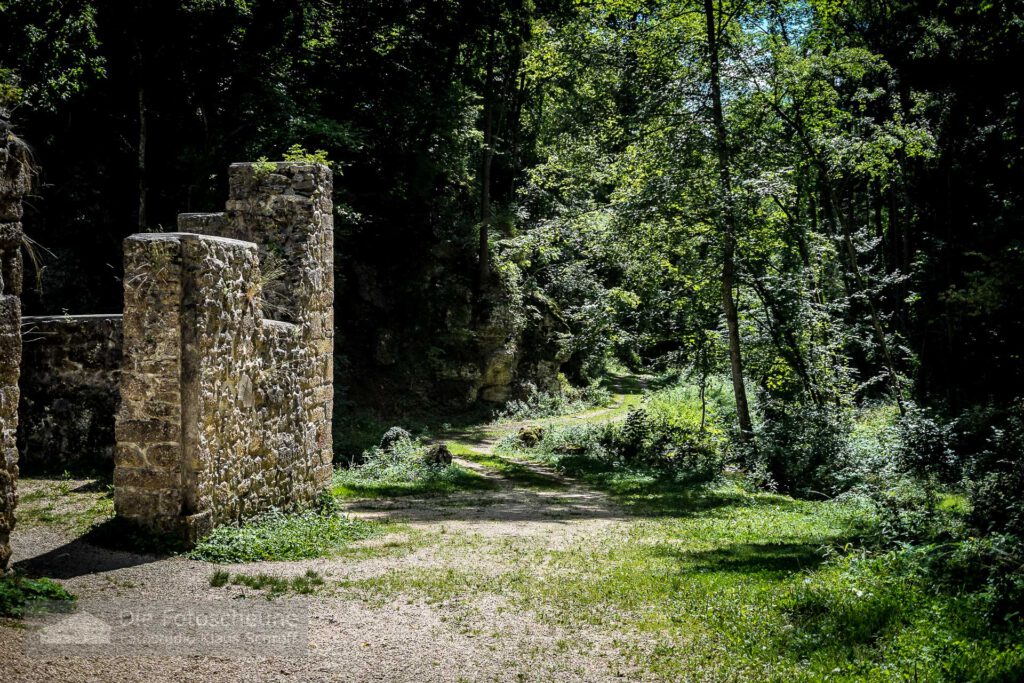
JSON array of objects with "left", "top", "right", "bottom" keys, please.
[
  {"left": 1, "top": 118, "right": 29, "bottom": 568},
  {"left": 114, "top": 163, "right": 334, "bottom": 541},
  {"left": 9, "top": 161, "right": 333, "bottom": 550}
]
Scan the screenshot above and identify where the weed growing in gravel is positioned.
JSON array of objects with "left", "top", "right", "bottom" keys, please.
[
  {"left": 209, "top": 570, "right": 230, "bottom": 587},
  {"left": 0, "top": 573, "right": 75, "bottom": 618},
  {"left": 209, "top": 569, "right": 326, "bottom": 598},
  {"left": 188, "top": 499, "right": 377, "bottom": 563}
]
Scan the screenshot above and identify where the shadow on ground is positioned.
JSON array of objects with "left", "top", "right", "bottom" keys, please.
[
  {"left": 656, "top": 541, "right": 830, "bottom": 576},
  {"left": 14, "top": 522, "right": 167, "bottom": 580},
  {"left": 343, "top": 486, "right": 625, "bottom": 527}
]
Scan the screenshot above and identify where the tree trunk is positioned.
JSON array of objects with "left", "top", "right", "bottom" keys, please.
[{"left": 704, "top": 0, "right": 755, "bottom": 443}]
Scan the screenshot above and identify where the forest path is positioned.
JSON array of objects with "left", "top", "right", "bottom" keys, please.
[{"left": 2, "top": 383, "right": 652, "bottom": 683}]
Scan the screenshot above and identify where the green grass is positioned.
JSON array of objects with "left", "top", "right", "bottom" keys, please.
[
  {"left": 187, "top": 506, "right": 379, "bottom": 563},
  {"left": 332, "top": 457, "right": 497, "bottom": 499},
  {"left": 336, "top": 473, "right": 1024, "bottom": 680},
  {"left": 209, "top": 569, "right": 326, "bottom": 598},
  {"left": 448, "top": 443, "right": 567, "bottom": 490},
  {"left": 0, "top": 573, "right": 75, "bottom": 619},
  {"left": 15, "top": 476, "right": 115, "bottom": 533}
]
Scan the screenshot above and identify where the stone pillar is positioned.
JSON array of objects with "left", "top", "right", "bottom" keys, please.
[
  {"left": 115, "top": 232, "right": 262, "bottom": 541},
  {"left": 179, "top": 162, "right": 334, "bottom": 494},
  {"left": 114, "top": 234, "right": 189, "bottom": 537},
  {"left": 0, "top": 117, "right": 29, "bottom": 568}
]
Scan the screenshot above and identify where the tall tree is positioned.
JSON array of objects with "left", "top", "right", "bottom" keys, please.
[{"left": 703, "top": 0, "right": 754, "bottom": 442}]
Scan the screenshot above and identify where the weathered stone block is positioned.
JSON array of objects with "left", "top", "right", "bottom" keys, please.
[{"left": 115, "top": 418, "right": 180, "bottom": 444}]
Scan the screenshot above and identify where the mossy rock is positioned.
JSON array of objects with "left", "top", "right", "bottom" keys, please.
[
  {"left": 421, "top": 443, "right": 453, "bottom": 467},
  {"left": 518, "top": 426, "right": 545, "bottom": 448}
]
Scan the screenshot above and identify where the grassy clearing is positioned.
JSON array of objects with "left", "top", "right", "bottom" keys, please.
[
  {"left": 337, "top": 474, "right": 1024, "bottom": 680},
  {"left": 333, "top": 376, "right": 1024, "bottom": 681},
  {"left": 447, "top": 443, "right": 566, "bottom": 490},
  {"left": 187, "top": 503, "right": 379, "bottom": 563},
  {"left": 15, "top": 476, "right": 114, "bottom": 533}
]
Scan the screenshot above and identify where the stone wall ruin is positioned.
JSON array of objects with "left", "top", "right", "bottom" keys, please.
[
  {"left": 10, "top": 161, "right": 333, "bottom": 548},
  {"left": 17, "top": 314, "right": 122, "bottom": 473},
  {"left": 1, "top": 117, "right": 29, "bottom": 568},
  {"left": 114, "top": 162, "right": 334, "bottom": 542}
]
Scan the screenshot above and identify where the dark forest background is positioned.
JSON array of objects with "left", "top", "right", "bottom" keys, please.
[{"left": 3, "top": 0, "right": 1024, "bottom": 541}]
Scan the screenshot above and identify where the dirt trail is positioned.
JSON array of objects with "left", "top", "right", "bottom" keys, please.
[{"left": 1, "top": 402, "right": 645, "bottom": 683}]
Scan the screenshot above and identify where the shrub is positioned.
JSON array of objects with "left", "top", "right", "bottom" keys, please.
[
  {"left": 968, "top": 400, "right": 1024, "bottom": 538},
  {"left": 896, "top": 405, "right": 961, "bottom": 483},
  {"left": 753, "top": 399, "right": 852, "bottom": 496},
  {"left": 494, "top": 382, "right": 611, "bottom": 421}
]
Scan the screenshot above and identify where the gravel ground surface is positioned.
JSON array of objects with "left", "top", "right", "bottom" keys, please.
[{"left": 1, "top": 409, "right": 645, "bottom": 683}]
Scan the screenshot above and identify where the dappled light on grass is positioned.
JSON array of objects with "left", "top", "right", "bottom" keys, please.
[
  {"left": 333, "top": 435, "right": 499, "bottom": 499},
  {"left": 333, "top": 465, "right": 497, "bottom": 499}
]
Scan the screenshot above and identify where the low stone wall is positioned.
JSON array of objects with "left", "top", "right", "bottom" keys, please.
[
  {"left": 17, "top": 315, "right": 122, "bottom": 473},
  {"left": 115, "top": 163, "right": 333, "bottom": 542},
  {"left": 1, "top": 117, "right": 29, "bottom": 568}
]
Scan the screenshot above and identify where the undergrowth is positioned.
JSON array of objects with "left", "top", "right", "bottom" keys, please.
[
  {"left": 333, "top": 429, "right": 495, "bottom": 498},
  {"left": 187, "top": 497, "right": 377, "bottom": 563},
  {"left": 493, "top": 381, "right": 612, "bottom": 421},
  {"left": 485, "top": 376, "right": 1024, "bottom": 679}
]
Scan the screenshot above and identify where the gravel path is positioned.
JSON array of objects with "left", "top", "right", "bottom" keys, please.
[{"left": 1, "top": 407, "right": 644, "bottom": 683}]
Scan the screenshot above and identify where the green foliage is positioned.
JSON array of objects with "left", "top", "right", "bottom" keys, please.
[
  {"left": 968, "top": 401, "right": 1024, "bottom": 539},
  {"left": 252, "top": 156, "right": 275, "bottom": 178},
  {"left": 753, "top": 398, "right": 854, "bottom": 496},
  {"left": 333, "top": 431, "right": 495, "bottom": 498},
  {"left": 500, "top": 378, "right": 728, "bottom": 486},
  {"left": 0, "top": 573, "right": 75, "bottom": 618},
  {"left": 281, "top": 143, "right": 329, "bottom": 165},
  {"left": 187, "top": 500, "right": 377, "bottom": 563},
  {"left": 0, "top": 67, "right": 22, "bottom": 112},
  {"left": 494, "top": 382, "right": 611, "bottom": 421},
  {"left": 783, "top": 543, "right": 1024, "bottom": 680}
]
